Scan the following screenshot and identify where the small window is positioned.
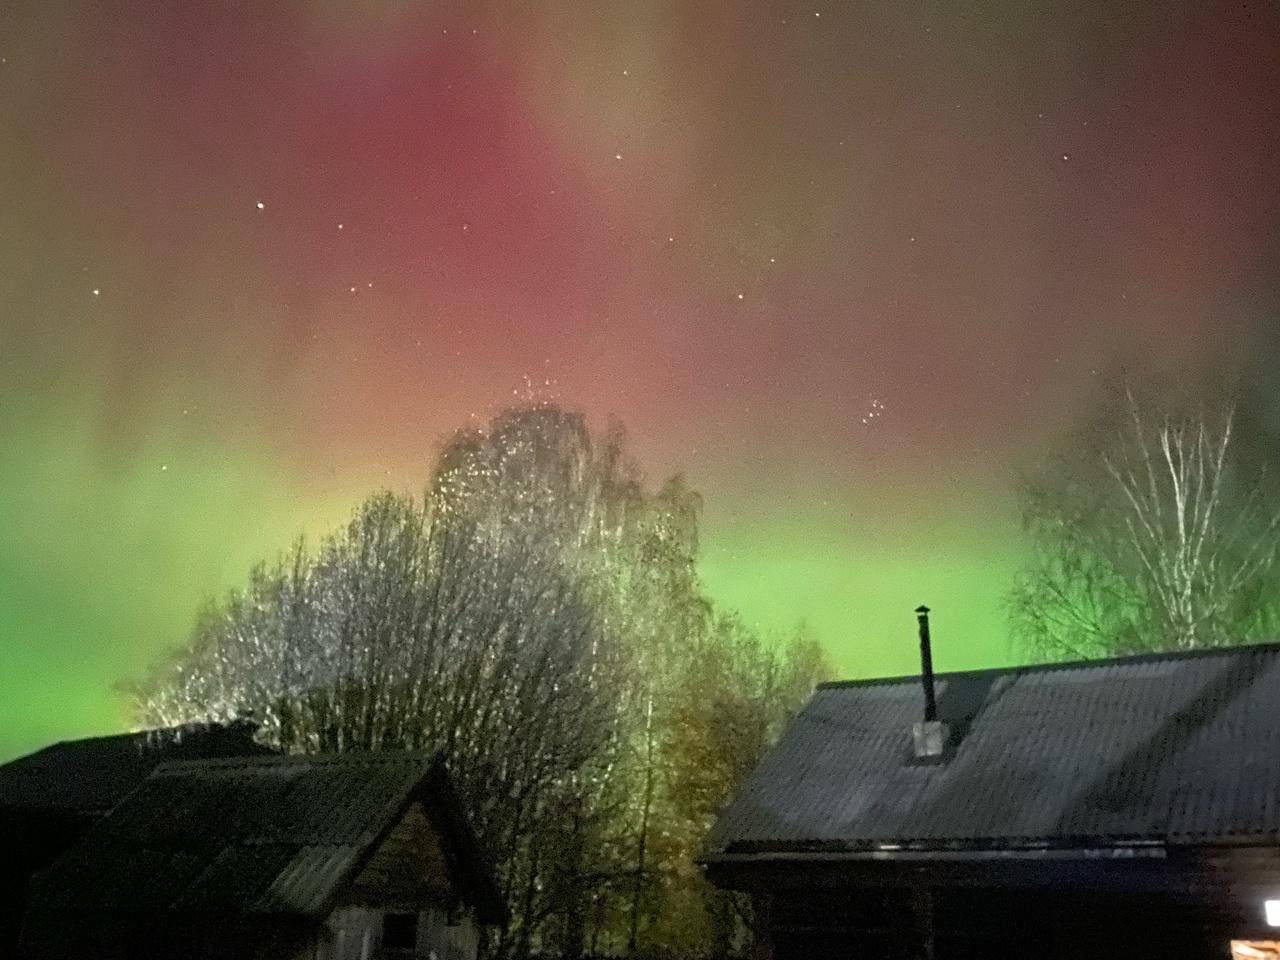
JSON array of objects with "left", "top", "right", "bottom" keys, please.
[{"left": 382, "top": 912, "right": 418, "bottom": 952}]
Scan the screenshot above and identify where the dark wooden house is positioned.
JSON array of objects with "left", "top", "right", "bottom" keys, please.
[
  {"left": 705, "top": 640, "right": 1280, "bottom": 959},
  {"left": 0, "top": 721, "right": 272, "bottom": 952},
  {"left": 19, "top": 751, "right": 505, "bottom": 960}
]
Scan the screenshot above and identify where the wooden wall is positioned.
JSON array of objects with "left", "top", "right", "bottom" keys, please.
[
  {"left": 315, "top": 798, "right": 482, "bottom": 960},
  {"left": 764, "top": 886, "right": 1235, "bottom": 960},
  {"left": 347, "top": 801, "right": 456, "bottom": 907},
  {"left": 709, "top": 851, "right": 1280, "bottom": 960},
  {"left": 315, "top": 905, "right": 479, "bottom": 960}
]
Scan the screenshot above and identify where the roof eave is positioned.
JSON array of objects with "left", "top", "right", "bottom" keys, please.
[
  {"left": 415, "top": 761, "right": 508, "bottom": 926},
  {"left": 706, "top": 832, "right": 1280, "bottom": 866},
  {"left": 288, "top": 751, "right": 449, "bottom": 921},
  {"left": 704, "top": 845, "right": 1170, "bottom": 865}
]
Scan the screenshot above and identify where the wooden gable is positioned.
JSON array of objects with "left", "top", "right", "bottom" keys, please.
[{"left": 345, "top": 801, "right": 457, "bottom": 907}]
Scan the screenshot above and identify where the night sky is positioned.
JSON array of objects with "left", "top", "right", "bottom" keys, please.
[{"left": 3, "top": 0, "right": 1279, "bottom": 760}]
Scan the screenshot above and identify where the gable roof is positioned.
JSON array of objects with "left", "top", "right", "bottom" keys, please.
[
  {"left": 708, "top": 642, "right": 1280, "bottom": 859},
  {"left": 0, "top": 722, "right": 273, "bottom": 815},
  {"left": 23, "top": 751, "right": 505, "bottom": 948}
]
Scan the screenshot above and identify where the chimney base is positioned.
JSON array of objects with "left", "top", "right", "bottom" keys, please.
[{"left": 912, "top": 720, "right": 950, "bottom": 759}]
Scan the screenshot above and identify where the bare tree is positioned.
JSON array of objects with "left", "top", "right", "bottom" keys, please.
[
  {"left": 132, "top": 408, "right": 657, "bottom": 954},
  {"left": 1010, "top": 377, "right": 1280, "bottom": 659},
  {"left": 130, "top": 403, "right": 831, "bottom": 959}
]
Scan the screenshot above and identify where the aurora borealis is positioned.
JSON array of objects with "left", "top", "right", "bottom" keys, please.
[{"left": 2, "top": 1, "right": 1279, "bottom": 760}]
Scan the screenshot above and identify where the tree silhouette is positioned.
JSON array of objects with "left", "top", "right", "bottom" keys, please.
[
  {"left": 1010, "top": 373, "right": 1280, "bottom": 659},
  {"left": 130, "top": 404, "right": 828, "bottom": 958}
]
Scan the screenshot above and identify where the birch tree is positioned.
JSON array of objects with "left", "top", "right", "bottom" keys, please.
[
  {"left": 133, "top": 408, "right": 654, "bottom": 954},
  {"left": 132, "top": 407, "right": 808, "bottom": 960},
  {"left": 1009, "top": 378, "right": 1280, "bottom": 659},
  {"left": 130, "top": 402, "right": 829, "bottom": 959},
  {"left": 630, "top": 618, "right": 827, "bottom": 956}
]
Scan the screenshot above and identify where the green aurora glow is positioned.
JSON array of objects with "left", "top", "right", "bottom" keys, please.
[{"left": 3, "top": 0, "right": 1277, "bottom": 760}]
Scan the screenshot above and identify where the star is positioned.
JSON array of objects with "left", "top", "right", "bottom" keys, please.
[
  {"left": 92, "top": 288, "right": 100, "bottom": 296},
  {"left": 255, "top": 201, "right": 265, "bottom": 209}
]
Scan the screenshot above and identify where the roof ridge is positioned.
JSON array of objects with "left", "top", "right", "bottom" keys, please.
[
  {"left": 18, "top": 721, "right": 258, "bottom": 758},
  {"left": 151, "top": 748, "right": 442, "bottom": 773},
  {"left": 37, "top": 727, "right": 180, "bottom": 753},
  {"left": 817, "top": 638, "right": 1280, "bottom": 690},
  {"left": 19, "top": 746, "right": 510, "bottom": 933}
]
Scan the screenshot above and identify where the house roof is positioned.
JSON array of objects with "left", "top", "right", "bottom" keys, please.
[
  {"left": 23, "top": 751, "right": 505, "bottom": 939},
  {"left": 0, "top": 722, "right": 273, "bottom": 815},
  {"left": 708, "top": 642, "right": 1280, "bottom": 859}
]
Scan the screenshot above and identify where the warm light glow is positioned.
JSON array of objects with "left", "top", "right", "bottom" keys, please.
[{"left": 1267, "top": 900, "right": 1280, "bottom": 927}]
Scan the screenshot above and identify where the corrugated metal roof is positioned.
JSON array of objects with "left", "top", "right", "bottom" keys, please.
[
  {"left": 28, "top": 752, "right": 437, "bottom": 920},
  {"left": 708, "top": 643, "right": 1280, "bottom": 856},
  {"left": 0, "top": 722, "right": 273, "bottom": 814}
]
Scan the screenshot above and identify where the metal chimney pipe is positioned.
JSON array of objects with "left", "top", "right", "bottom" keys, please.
[{"left": 916, "top": 605, "right": 938, "bottom": 723}]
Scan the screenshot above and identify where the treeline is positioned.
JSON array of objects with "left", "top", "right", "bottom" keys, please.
[{"left": 132, "top": 405, "right": 827, "bottom": 959}]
